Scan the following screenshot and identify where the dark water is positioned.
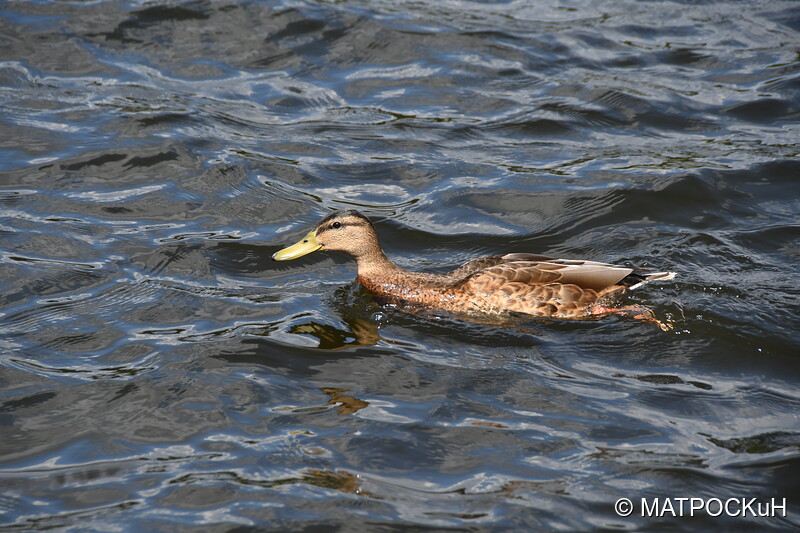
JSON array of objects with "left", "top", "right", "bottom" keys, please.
[{"left": 1, "top": 0, "right": 799, "bottom": 531}]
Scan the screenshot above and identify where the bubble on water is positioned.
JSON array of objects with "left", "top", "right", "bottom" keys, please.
[{"left": 371, "top": 311, "right": 387, "bottom": 324}]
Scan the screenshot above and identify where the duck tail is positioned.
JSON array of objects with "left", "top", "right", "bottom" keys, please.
[{"left": 626, "top": 271, "right": 676, "bottom": 290}]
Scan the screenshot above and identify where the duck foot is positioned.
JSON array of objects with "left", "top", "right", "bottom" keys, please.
[{"left": 589, "top": 304, "right": 673, "bottom": 331}]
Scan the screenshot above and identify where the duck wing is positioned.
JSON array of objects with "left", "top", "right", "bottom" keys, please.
[
  {"left": 445, "top": 254, "right": 553, "bottom": 280},
  {"left": 453, "top": 253, "right": 633, "bottom": 291},
  {"left": 441, "top": 253, "right": 675, "bottom": 317}
]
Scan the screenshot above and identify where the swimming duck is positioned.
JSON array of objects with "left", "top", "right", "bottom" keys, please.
[{"left": 272, "top": 210, "right": 675, "bottom": 321}]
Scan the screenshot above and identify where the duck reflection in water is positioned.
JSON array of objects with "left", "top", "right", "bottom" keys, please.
[{"left": 288, "top": 314, "right": 384, "bottom": 350}]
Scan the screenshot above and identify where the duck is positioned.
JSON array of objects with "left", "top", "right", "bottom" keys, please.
[{"left": 272, "top": 210, "right": 676, "bottom": 322}]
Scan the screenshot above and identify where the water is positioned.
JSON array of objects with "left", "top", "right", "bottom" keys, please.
[{"left": 1, "top": 0, "right": 799, "bottom": 531}]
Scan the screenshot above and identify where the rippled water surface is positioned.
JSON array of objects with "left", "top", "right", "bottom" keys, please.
[{"left": 1, "top": 0, "right": 799, "bottom": 531}]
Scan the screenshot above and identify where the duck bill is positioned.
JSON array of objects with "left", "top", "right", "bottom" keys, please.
[{"left": 272, "top": 230, "right": 323, "bottom": 261}]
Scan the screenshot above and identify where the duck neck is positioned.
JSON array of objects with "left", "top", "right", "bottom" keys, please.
[{"left": 354, "top": 247, "right": 404, "bottom": 281}]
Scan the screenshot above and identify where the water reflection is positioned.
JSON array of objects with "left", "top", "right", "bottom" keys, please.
[
  {"left": 289, "top": 316, "right": 382, "bottom": 350},
  {"left": 321, "top": 388, "right": 370, "bottom": 415}
]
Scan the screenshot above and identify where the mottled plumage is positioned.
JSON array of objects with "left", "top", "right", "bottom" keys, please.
[{"left": 273, "top": 210, "right": 676, "bottom": 321}]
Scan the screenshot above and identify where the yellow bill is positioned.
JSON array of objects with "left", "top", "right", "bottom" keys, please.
[{"left": 272, "top": 230, "right": 322, "bottom": 261}]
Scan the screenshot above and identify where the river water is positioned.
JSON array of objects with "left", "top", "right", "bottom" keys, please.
[{"left": 1, "top": 1, "right": 799, "bottom": 531}]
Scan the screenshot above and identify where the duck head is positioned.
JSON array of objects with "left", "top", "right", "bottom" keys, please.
[{"left": 272, "top": 210, "right": 380, "bottom": 261}]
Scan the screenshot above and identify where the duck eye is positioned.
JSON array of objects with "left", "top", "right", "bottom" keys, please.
[{"left": 331, "top": 221, "right": 342, "bottom": 229}]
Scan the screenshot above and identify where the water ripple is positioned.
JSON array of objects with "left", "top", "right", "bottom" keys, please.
[{"left": 1, "top": 0, "right": 799, "bottom": 531}]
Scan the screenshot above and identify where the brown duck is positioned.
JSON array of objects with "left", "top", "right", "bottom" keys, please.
[{"left": 273, "top": 210, "right": 675, "bottom": 322}]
